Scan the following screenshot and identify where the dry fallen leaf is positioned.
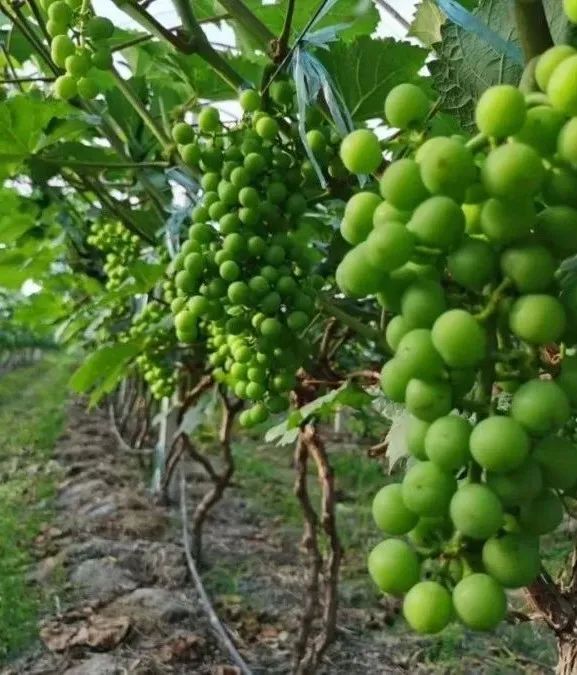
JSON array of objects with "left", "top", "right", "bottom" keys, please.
[{"left": 40, "top": 614, "right": 130, "bottom": 652}]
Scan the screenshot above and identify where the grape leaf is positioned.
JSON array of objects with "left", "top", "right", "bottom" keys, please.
[
  {"left": 318, "top": 36, "right": 428, "bottom": 121},
  {"left": 409, "top": 0, "right": 445, "bottom": 48}
]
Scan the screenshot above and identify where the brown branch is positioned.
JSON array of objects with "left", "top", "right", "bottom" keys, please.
[
  {"left": 179, "top": 471, "right": 254, "bottom": 675},
  {"left": 513, "top": 0, "right": 553, "bottom": 63},
  {"left": 292, "top": 430, "right": 322, "bottom": 674}
]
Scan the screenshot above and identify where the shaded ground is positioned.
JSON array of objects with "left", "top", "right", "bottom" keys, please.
[{"left": 0, "top": 359, "right": 562, "bottom": 674}]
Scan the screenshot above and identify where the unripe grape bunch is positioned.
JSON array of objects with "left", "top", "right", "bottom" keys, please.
[
  {"left": 43, "top": 0, "right": 114, "bottom": 101},
  {"left": 87, "top": 221, "right": 141, "bottom": 292},
  {"left": 169, "top": 83, "right": 337, "bottom": 428},
  {"left": 335, "top": 36, "right": 577, "bottom": 635}
]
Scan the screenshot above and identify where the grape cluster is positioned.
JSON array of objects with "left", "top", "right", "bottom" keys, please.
[
  {"left": 129, "top": 302, "right": 177, "bottom": 400},
  {"left": 335, "top": 47, "right": 577, "bottom": 634},
  {"left": 87, "top": 221, "right": 141, "bottom": 291},
  {"left": 169, "top": 85, "right": 334, "bottom": 427},
  {"left": 42, "top": 0, "right": 113, "bottom": 100}
]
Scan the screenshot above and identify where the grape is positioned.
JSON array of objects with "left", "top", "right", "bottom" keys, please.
[
  {"left": 65, "top": 52, "right": 91, "bottom": 77},
  {"left": 500, "top": 244, "right": 556, "bottom": 293},
  {"left": 544, "top": 168, "right": 577, "bottom": 208},
  {"left": 547, "top": 54, "right": 577, "bottom": 115},
  {"left": 475, "top": 85, "right": 526, "bottom": 138},
  {"left": 519, "top": 490, "right": 564, "bottom": 535},
  {"left": 385, "top": 315, "right": 408, "bottom": 351},
  {"left": 533, "top": 435, "right": 577, "bottom": 489},
  {"left": 335, "top": 245, "right": 385, "bottom": 297},
  {"left": 365, "top": 221, "right": 415, "bottom": 272},
  {"left": 509, "top": 295, "right": 566, "bottom": 345},
  {"left": 450, "top": 483, "right": 503, "bottom": 539},
  {"left": 557, "top": 356, "right": 577, "bottom": 405},
  {"left": 384, "top": 83, "right": 430, "bottom": 129},
  {"left": 379, "top": 358, "right": 412, "bottom": 402},
  {"left": 91, "top": 48, "right": 112, "bottom": 69},
  {"left": 403, "top": 581, "right": 453, "bottom": 634},
  {"left": 431, "top": 309, "right": 486, "bottom": 368},
  {"left": 535, "top": 206, "right": 577, "bottom": 256},
  {"left": 535, "top": 45, "right": 576, "bottom": 90},
  {"left": 565, "top": 0, "right": 577, "bottom": 21},
  {"left": 47, "top": 20, "right": 66, "bottom": 37},
  {"left": 407, "top": 195, "right": 465, "bottom": 251},
  {"left": 367, "top": 539, "right": 420, "bottom": 595},
  {"left": 379, "top": 159, "right": 428, "bottom": 211},
  {"left": 239, "top": 88, "right": 261, "bottom": 112},
  {"left": 85, "top": 16, "right": 114, "bottom": 40},
  {"left": 198, "top": 106, "right": 220, "bottom": 133},
  {"left": 395, "top": 328, "right": 445, "bottom": 380},
  {"left": 406, "top": 416, "right": 430, "bottom": 460},
  {"left": 511, "top": 379, "right": 570, "bottom": 436},
  {"left": 405, "top": 378, "right": 453, "bottom": 422},
  {"left": 463, "top": 202, "right": 482, "bottom": 234},
  {"left": 54, "top": 74, "right": 77, "bottom": 99},
  {"left": 372, "top": 484, "right": 418, "bottom": 535},
  {"left": 340, "top": 192, "right": 381, "bottom": 245},
  {"left": 373, "top": 201, "right": 410, "bottom": 226},
  {"left": 558, "top": 117, "right": 577, "bottom": 166},
  {"left": 483, "top": 534, "right": 540, "bottom": 589},
  {"left": 452, "top": 574, "right": 507, "bottom": 631},
  {"left": 270, "top": 79, "right": 293, "bottom": 106},
  {"left": 172, "top": 122, "right": 195, "bottom": 144},
  {"left": 401, "top": 461, "right": 457, "bottom": 516},
  {"left": 77, "top": 77, "right": 98, "bottom": 99},
  {"left": 447, "top": 238, "right": 497, "bottom": 291},
  {"left": 339, "top": 129, "right": 381, "bottom": 174},
  {"left": 470, "top": 416, "right": 529, "bottom": 472},
  {"left": 255, "top": 116, "right": 279, "bottom": 140},
  {"left": 480, "top": 197, "right": 534, "bottom": 244},
  {"left": 487, "top": 458, "right": 543, "bottom": 507},
  {"left": 48, "top": 1, "right": 72, "bottom": 24},
  {"left": 416, "top": 137, "right": 476, "bottom": 201},
  {"left": 515, "top": 105, "right": 564, "bottom": 156},
  {"left": 51, "top": 34, "right": 75, "bottom": 67},
  {"left": 401, "top": 280, "right": 446, "bottom": 329},
  {"left": 424, "top": 415, "right": 471, "bottom": 471},
  {"left": 481, "top": 142, "right": 544, "bottom": 198}
]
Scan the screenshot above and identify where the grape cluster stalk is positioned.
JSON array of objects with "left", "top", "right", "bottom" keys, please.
[{"left": 335, "top": 25, "right": 577, "bottom": 634}]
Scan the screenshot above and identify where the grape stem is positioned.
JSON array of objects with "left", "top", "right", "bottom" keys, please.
[
  {"left": 465, "top": 133, "right": 488, "bottom": 153},
  {"left": 513, "top": 0, "right": 553, "bottom": 63},
  {"left": 317, "top": 295, "right": 384, "bottom": 346},
  {"left": 474, "top": 278, "right": 512, "bottom": 322}
]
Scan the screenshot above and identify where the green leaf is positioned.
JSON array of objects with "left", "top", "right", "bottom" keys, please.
[
  {"left": 319, "top": 37, "right": 428, "bottom": 121},
  {"left": 409, "top": 0, "right": 445, "bottom": 48},
  {"left": 127, "top": 260, "right": 164, "bottom": 291},
  {"left": 428, "top": 0, "right": 525, "bottom": 129},
  {"left": 69, "top": 341, "right": 142, "bottom": 406}
]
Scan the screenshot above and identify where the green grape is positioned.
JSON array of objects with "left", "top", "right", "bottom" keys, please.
[
  {"left": 406, "top": 416, "right": 430, "bottom": 460},
  {"left": 557, "top": 355, "right": 577, "bottom": 405},
  {"left": 407, "top": 516, "right": 450, "bottom": 548},
  {"left": 306, "top": 129, "right": 327, "bottom": 156},
  {"left": 47, "top": 19, "right": 66, "bottom": 37},
  {"left": 85, "top": 16, "right": 114, "bottom": 40},
  {"left": 372, "top": 484, "right": 418, "bottom": 535},
  {"left": 482, "top": 534, "right": 540, "bottom": 589},
  {"left": 65, "top": 52, "right": 91, "bottom": 76},
  {"left": 335, "top": 244, "right": 385, "bottom": 297},
  {"left": 469, "top": 416, "right": 529, "bottom": 472},
  {"left": 339, "top": 129, "right": 382, "bottom": 174},
  {"left": 558, "top": 117, "right": 577, "bottom": 166},
  {"left": 424, "top": 415, "right": 471, "bottom": 471},
  {"left": 53, "top": 74, "right": 77, "bottom": 99},
  {"left": 364, "top": 221, "right": 414, "bottom": 272},
  {"left": 509, "top": 294, "right": 566, "bottom": 345},
  {"left": 48, "top": 0, "right": 72, "bottom": 24},
  {"left": 77, "top": 77, "right": 98, "bottom": 99},
  {"left": 452, "top": 574, "right": 506, "bottom": 631},
  {"left": 515, "top": 105, "right": 564, "bottom": 156},
  {"left": 486, "top": 459, "right": 543, "bottom": 507},
  {"left": 373, "top": 201, "right": 410, "bottom": 226},
  {"left": 51, "top": 34, "right": 75, "bottom": 67},
  {"left": 407, "top": 195, "right": 465, "bottom": 250},
  {"left": 447, "top": 238, "right": 496, "bottom": 291},
  {"left": 533, "top": 435, "right": 577, "bottom": 489},
  {"left": 535, "top": 44, "right": 576, "bottom": 90},
  {"left": 379, "top": 158, "right": 428, "bottom": 211},
  {"left": 181, "top": 143, "right": 201, "bottom": 167},
  {"left": 91, "top": 47, "right": 112, "bottom": 69},
  {"left": 340, "top": 192, "right": 381, "bottom": 244},
  {"left": 544, "top": 168, "right": 577, "bottom": 208},
  {"left": 219, "top": 260, "right": 240, "bottom": 282},
  {"left": 384, "top": 83, "right": 430, "bottom": 130},
  {"left": 463, "top": 202, "right": 482, "bottom": 234},
  {"left": 511, "top": 379, "right": 570, "bottom": 435},
  {"left": 255, "top": 116, "right": 279, "bottom": 140},
  {"left": 480, "top": 197, "right": 534, "bottom": 244},
  {"left": 405, "top": 378, "right": 453, "bottom": 422},
  {"left": 401, "top": 460, "right": 457, "bottom": 516},
  {"left": 403, "top": 581, "right": 453, "bottom": 634},
  {"left": 535, "top": 205, "right": 577, "bottom": 255},
  {"left": 401, "top": 280, "right": 447, "bottom": 330},
  {"left": 385, "top": 315, "right": 408, "bottom": 351},
  {"left": 198, "top": 106, "right": 220, "bottom": 133},
  {"left": 239, "top": 88, "right": 261, "bottom": 112},
  {"left": 367, "top": 539, "right": 420, "bottom": 596},
  {"left": 416, "top": 137, "right": 476, "bottom": 201},
  {"left": 172, "top": 122, "right": 195, "bottom": 144},
  {"left": 482, "top": 142, "right": 544, "bottom": 198},
  {"left": 431, "top": 309, "right": 486, "bottom": 368},
  {"left": 474, "top": 85, "right": 526, "bottom": 138},
  {"left": 270, "top": 79, "right": 293, "bottom": 106},
  {"left": 379, "top": 358, "right": 412, "bottom": 402},
  {"left": 227, "top": 281, "right": 250, "bottom": 305},
  {"left": 450, "top": 483, "right": 503, "bottom": 539},
  {"left": 547, "top": 54, "right": 577, "bottom": 115},
  {"left": 395, "top": 328, "right": 445, "bottom": 380},
  {"left": 565, "top": 0, "right": 577, "bottom": 20},
  {"left": 519, "top": 490, "right": 564, "bottom": 535},
  {"left": 500, "top": 244, "right": 556, "bottom": 293}
]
